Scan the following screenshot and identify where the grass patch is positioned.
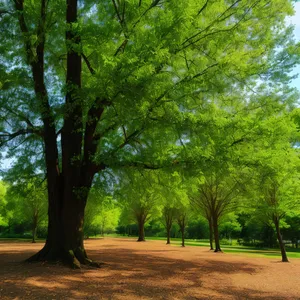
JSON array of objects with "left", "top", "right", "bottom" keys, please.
[{"left": 140, "top": 236, "right": 300, "bottom": 259}]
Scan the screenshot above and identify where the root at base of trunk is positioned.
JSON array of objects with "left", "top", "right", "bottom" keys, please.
[
  {"left": 26, "top": 245, "right": 104, "bottom": 269},
  {"left": 214, "top": 249, "right": 222, "bottom": 253}
]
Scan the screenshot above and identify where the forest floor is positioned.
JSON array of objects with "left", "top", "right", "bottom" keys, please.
[{"left": 0, "top": 238, "right": 300, "bottom": 300}]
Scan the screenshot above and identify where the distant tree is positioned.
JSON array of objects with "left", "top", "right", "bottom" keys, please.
[
  {"left": 0, "top": 181, "right": 8, "bottom": 227},
  {"left": 159, "top": 171, "right": 189, "bottom": 245},
  {"left": 6, "top": 178, "right": 47, "bottom": 242},
  {"left": 190, "top": 170, "right": 243, "bottom": 252},
  {"left": 186, "top": 216, "right": 209, "bottom": 240},
  {"left": 117, "top": 170, "right": 162, "bottom": 242},
  {"left": 175, "top": 205, "right": 190, "bottom": 248},
  {"left": 282, "top": 215, "right": 300, "bottom": 248},
  {"left": 219, "top": 213, "right": 241, "bottom": 242},
  {"left": 251, "top": 140, "right": 300, "bottom": 262},
  {"left": 162, "top": 206, "right": 177, "bottom": 245}
]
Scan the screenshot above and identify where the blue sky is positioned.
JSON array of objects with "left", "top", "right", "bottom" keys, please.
[{"left": 288, "top": 2, "right": 300, "bottom": 89}]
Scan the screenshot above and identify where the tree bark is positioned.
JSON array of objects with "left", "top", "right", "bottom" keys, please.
[
  {"left": 177, "top": 214, "right": 186, "bottom": 247},
  {"left": 180, "top": 226, "right": 185, "bottom": 247},
  {"left": 212, "top": 213, "right": 222, "bottom": 252},
  {"left": 137, "top": 217, "right": 146, "bottom": 241},
  {"left": 27, "top": 183, "right": 103, "bottom": 268},
  {"left": 166, "top": 226, "right": 171, "bottom": 244},
  {"left": 208, "top": 217, "right": 214, "bottom": 250},
  {"left": 273, "top": 216, "right": 289, "bottom": 262},
  {"left": 16, "top": 0, "right": 105, "bottom": 268},
  {"left": 163, "top": 208, "right": 173, "bottom": 245}
]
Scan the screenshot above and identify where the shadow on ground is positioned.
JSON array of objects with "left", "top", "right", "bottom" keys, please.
[{"left": 0, "top": 240, "right": 289, "bottom": 300}]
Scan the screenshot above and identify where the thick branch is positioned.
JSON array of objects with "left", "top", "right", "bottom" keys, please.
[
  {"left": 14, "top": 0, "right": 60, "bottom": 177},
  {"left": 0, "top": 128, "right": 38, "bottom": 147}
]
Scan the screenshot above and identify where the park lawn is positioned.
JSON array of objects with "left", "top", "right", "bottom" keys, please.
[
  {"left": 2, "top": 235, "right": 300, "bottom": 259},
  {"left": 115, "top": 235, "right": 300, "bottom": 259}
]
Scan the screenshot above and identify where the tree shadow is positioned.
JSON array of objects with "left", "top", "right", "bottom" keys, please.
[{"left": 0, "top": 240, "right": 294, "bottom": 299}]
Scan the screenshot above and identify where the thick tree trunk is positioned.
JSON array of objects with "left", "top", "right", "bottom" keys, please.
[
  {"left": 273, "top": 216, "right": 289, "bottom": 262},
  {"left": 212, "top": 214, "right": 222, "bottom": 252},
  {"left": 208, "top": 217, "right": 214, "bottom": 250},
  {"left": 27, "top": 177, "right": 102, "bottom": 268},
  {"left": 137, "top": 218, "right": 145, "bottom": 241}
]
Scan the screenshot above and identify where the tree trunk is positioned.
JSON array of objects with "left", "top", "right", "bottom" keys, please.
[
  {"left": 27, "top": 176, "right": 102, "bottom": 268},
  {"left": 32, "top": 226, "right": 37, "bottom": 243},
  {"left": 177, "top": 213, "right": 186, "bottom": 247},
  {"left": 16, "top": 0, "right": 105, "bottom": 269},
  {"left": 166, "top": 225, "right": 171, "bottom": 244},
  {"left": 212, "top": 213, "right": 222, "bottom": 252},
  {"left": 208, "top": 217, "right": 214, "bottom": 250},
  {"left": 180, "top": 226, "right": 185, "bottom": 247},
  {"left": 163, "top": 207, "right": 174, "bottom": 245},
  {"left": 273, "top": 216, "right": 289, "bottom": 262},
  {"left": 137, "top": 218, "right": 145, "bottom": 242}
]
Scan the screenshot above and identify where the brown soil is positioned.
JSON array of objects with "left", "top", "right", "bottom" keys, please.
[{"left": 0, "top": 238, "right": 299, "bottom": 299}]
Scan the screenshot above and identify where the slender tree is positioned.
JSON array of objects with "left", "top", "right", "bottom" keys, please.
[
  {"left": 5, "top": 178, "right": 48, "bottom": 243},
  {"left": 175, "top": 205, "right": 190, "bottom": 247},
  {"left": 116, "top": 170, "right": 162, "bottom": 242},
  {"left": 254, "top": 158, "right": 300, "bottom": 262},
  {"left": 162, "top": 206, "right": 176, "bottom": 245}
]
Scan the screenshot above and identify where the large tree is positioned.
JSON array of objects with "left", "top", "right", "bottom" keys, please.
[{"left": 0, "top": 0, "right": 297, "bottom": 267}]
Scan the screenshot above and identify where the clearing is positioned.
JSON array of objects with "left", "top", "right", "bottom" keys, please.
[{"left": 0, "top": 238, "right": 299, "bottom": 299}]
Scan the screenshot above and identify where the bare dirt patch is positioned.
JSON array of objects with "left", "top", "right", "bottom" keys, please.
[{"left": 0, "top": 238, "right": 299, "bottom": 299}]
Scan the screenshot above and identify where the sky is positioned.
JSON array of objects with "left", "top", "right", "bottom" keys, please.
[{"left": 288, "top": 2, "right": 300, "bottom": 89}]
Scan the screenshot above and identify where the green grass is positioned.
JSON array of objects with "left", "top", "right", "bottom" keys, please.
[
  {"left": 2, "top": 234, "right": 300, "bottom": 259},
  {"left": 126, "top": 236, "right": 300, "bottom": 259}
]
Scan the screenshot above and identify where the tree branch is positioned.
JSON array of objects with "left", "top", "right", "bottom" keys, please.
[
  {"left": 0, "top": 128, "right": 38, "bottom": 147},
  {"left": 82, "top": 53, "right": 96, "bottom": 75},
  {"left": 197, "top": 0, "right": 210, "bottom": 16}
]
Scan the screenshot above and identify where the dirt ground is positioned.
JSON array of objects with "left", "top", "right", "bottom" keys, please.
[{"left": 0, "top": 238, "right": 300, "bottom": 300}]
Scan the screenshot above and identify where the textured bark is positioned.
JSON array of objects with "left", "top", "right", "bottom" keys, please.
[
  {"left": 208, "top": 217, "right": 214, "bottom": 250},
  {"left": 27, "top": 183, "right": 103, "bottom": 268},
  {"left": 273, "top": 216, "right": 289, "bottom": 262},
  {"left": 163, "top": 207, "right": 174, "bottom": 245},
  {"left": 177, "top": 213, "right": 186, "bottom": 247},
  {"left": 180, "top": 227, "right": 185, "bottom": 247},
  {"left": 166, "top": 228, "right": 171, "bottom": 245},
  {"left": 212, "top": 213, "right": 222, "bottom": 252},
  {"left": 137, "top": 218, "right": 146, "bottom": 242}
]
